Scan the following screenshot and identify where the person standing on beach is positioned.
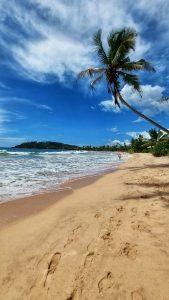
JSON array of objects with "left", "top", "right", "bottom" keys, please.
[{"left": 117, "top": 152, "right": 122, "bottom": 160}]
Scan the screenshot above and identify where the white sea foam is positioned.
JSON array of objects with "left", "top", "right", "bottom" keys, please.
[
  {"left": 0, "top": 150, "right": 88, "bottom": 156},
  {"left": 0, "top": 150, "right": 128, "bottom": 203}
]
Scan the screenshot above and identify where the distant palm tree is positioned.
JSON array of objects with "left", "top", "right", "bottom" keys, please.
[
  {"left": 79, "top": 28, "right": 169, "bottom": 134},
  {"left": 143, "top": 129, "right": 167, "bottom": 150},
  {"left": 149, "top": 129, "right": 160, "bottom": 142}
]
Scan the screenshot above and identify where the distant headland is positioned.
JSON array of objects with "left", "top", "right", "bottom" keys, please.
[
  {"left": 13, "top": 141, "right": 127, "bottom": 151},
  {"left": 13, "top": 141, "right": 80, "bottom": 150}
]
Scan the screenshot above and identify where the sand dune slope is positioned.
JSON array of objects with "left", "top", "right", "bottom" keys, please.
[{"left": 0, "top": 154, "right": 169, "bottom": 299}]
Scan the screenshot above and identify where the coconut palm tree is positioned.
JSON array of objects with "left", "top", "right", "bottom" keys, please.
[{"left": 79, "top": 28, "right": 169, "bottom": 134}]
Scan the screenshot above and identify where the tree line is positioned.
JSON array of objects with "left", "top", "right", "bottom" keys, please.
[{"left": 14, "top": 129, "right": 169, "bottom": 156}]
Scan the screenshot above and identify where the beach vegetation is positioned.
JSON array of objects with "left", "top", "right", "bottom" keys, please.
[
  {"left": 152, "top": 141, "right": 169, "bottom": 157},
  {"left": 129, "top": 129, "right": 169, "bottom": 156}
]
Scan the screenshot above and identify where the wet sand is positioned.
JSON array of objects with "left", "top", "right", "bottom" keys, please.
[
  {"left": 0, "top": 170, "right": 112, "bottom": 227},
  {"left": 0, "top": 153, "right": 169, "bottom": 299}
]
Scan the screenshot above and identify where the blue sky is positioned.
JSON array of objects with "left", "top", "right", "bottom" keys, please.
[{"left": 0, "top": 0, "right": 169, "bottom": 147}]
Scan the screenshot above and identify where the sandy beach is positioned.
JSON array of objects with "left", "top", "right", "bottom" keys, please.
[{"left": 0, "top": 153, "right": 169, "bottom": 300}]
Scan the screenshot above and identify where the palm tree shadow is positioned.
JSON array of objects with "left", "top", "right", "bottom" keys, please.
[
  {"left": 122, "top": 163, "right": 169, "bottom": 172},
  {"left": 124, "top": 182, "right": 169, "bottom": 188},
  {"left": 120, "top": 191, "right": 169, "bottom": 201},
  {"left": 120, "top": 180, "right": 169, "bottom": 208}
]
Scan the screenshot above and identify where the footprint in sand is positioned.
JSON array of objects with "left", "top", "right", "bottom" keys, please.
[
  {"left": 100, "top": 230, "right": 111, "bottom": 241},
  {"left": 44, "top": 252, "right": 61, "bottom": 286},
  {"left": 99, "top": 229, "right": 115, "bottom": 249},
  {"left": 109, "top": 216, "right": 122, "bottom": 229},
  {"left": 119, "top": 242, "right": 137, "bottom": 260},
  {"left": 47, "top": 252, "right": 61, "bottom": 275},
  {"left": 131, "top": 222, "right": 151, "bottom": 234},
  {"left": 98, "top": 271, "right": 114, "bottom": 293},
  {"left": 116, "top": 206, "right": 124, "bottom": 213},
  {"left": 83, "top": 252, "right": 95, "bottom": 267},
  {"left": 131, "top": 287, "right": 146, "bottom": 300}
]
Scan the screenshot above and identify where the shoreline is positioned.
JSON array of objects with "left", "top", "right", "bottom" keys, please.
[
  {"left": 0, "top": 171, "right": 104, "bottom": 227},
  {"left": 1, "top": 153, "right": 169, "bottom": 299},
  {"left": 0, "top": 158, "right": 127, "bottom": 227}
]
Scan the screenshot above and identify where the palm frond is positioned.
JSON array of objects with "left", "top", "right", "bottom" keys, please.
[
  {"left": 159, "top": 96, "right": 169, "bottom": 102},
  {"left": 78, "top": 67, "right": 105, "bottom": 79},
  {"left": 137, "top": 59, "right": 155, "bottom": 72},
  {"left": 111, "top": 56, "right": 131, "bottom": 70},
  {"left": 140, "top": 141, "right": 153, "bottom": 148},
  {"left": 120, "top": 59, "right": 155, "bottom": 72},
  {"left": 90, "top": 74, "right": 104, "bottom": 90},
  {"left": 117, "top": 56, "right": 130, "bottom": 65},
  {"left": 93, "top": 30, "right": 109, "bottom": 65},
  {"left": 107, "top": 28, "right": 137, "bottom": 64},
  {"left": 120, "top": 72, "right": 142, "bottom": 94}
]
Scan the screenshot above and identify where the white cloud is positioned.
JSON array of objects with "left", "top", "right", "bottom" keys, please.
[
  {"left": 107, "top": 139, "right": 130, "bottom": 146},
  {"left": 0, "top": 103, "right": 28, "bottom": 141},
  {"left": 133, "top": 0, "right": 169, "bottom": 35},
  {"left": 130, "top": 36, "right": 151, "bottom": 60},
  {"left": 121, "top": 84, "right": 169, "bottom": 117},
  {"left": 99, "top": 99, "right": 121, "bottom": 113},
  {"left": 0, "top": 97, "right": 53, "bottom": 111},
  {"left": 108, "top": 126, "right": 119, "bottom": 133},
  {"left": 132, "top": 117, "right": 143, "bottom": 123},
  {"left": 100, "top": 84, "right": 169, "bottom": 118},
  {"left": 0, "top": 107, "right": 19, "bottom": 137},
  {"left": 0, "top": 108, "right": 10, "bottom": 124},
  {"left": 0, "top": 106, "right": 27, "bottom": 146},
  {"left": 126, "top": 131, "right": 150, "bottom": 139},
  {"left": 0, "top": 94, "right": 53, "bottom": 143},
  {"left": 12, "top": 34, "right": 93, "bottom": 82},
  {"left": 38, "top": 104, "right": 53, "bottom": 111},
  {"left": 0, "top": 0, "right": 151, "bottom": 83}
]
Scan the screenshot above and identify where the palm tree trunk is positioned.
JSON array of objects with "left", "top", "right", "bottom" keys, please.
[{"left": 117, "top": 92, "right": 169, "bottom": 135}]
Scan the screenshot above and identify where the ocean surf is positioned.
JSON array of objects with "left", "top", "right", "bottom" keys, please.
[{"left": 0, "top": 149, "right": 128, "bottom": 202}]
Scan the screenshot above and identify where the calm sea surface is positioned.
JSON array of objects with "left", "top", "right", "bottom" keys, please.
[{"left": 0, "top": 148, "right": 128, "bottom": 203}]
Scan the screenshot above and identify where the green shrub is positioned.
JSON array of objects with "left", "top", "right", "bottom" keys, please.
[
  {"left": 152, "top": 141, "right": 169, "bottom": 157},
  {"left": 130, "top": 135, "right": 145, "bottom": 153}
]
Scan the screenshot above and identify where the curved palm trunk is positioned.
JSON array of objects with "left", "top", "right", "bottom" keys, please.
[{"left": 117, "top": 92, "right": 169, "bottom": 135}]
